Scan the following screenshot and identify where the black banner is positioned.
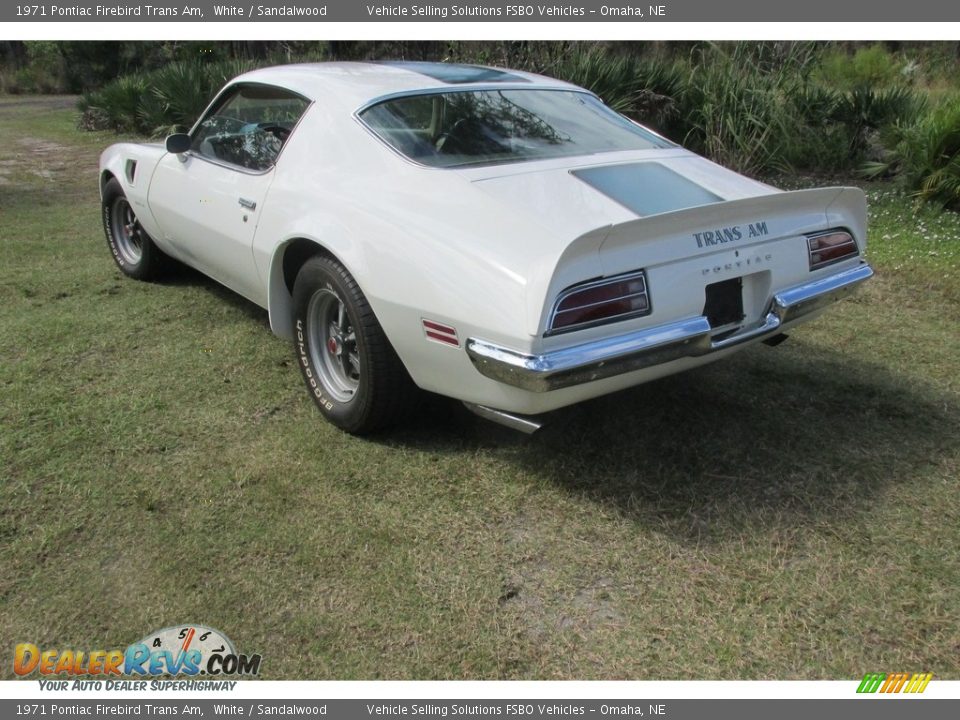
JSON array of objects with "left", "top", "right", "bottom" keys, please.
[
  {"left": 5, "top": 0, "right": 960, "bottom": 23},
  {"left": 3, "top": 699, "right": 959, "bottom": 720}
]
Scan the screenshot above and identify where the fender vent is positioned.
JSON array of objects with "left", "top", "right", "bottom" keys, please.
[{"left": 124, "top": 159, "right": 138, "bottom": 185}]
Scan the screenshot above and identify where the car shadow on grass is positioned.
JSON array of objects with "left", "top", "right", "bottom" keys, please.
[
  {"left": 153, "top": 261, "right": 957, "bottom": 542},
  {"left": 383, "top": 337, "right": 959, "bottom": 542}
]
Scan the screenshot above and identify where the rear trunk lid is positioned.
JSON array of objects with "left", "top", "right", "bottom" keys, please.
[{"left": 462, "top": 151, "right": 866, "bottom": 339}]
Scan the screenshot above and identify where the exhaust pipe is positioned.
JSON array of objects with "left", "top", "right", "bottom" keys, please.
[{"left": 462, "top": 402, "right": 544, "bottom": 434}]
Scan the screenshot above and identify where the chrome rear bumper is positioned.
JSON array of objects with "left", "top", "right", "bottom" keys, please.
[{"left": 466, "top": 263, "right": 874, "bottom": 393}]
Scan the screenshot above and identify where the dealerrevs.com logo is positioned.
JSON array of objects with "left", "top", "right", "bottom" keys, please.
[{"left": 14, "top": 625, "right": 261, "bottom": 678}]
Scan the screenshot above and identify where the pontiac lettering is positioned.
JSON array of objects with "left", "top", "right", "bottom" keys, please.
[
  {"left": 702, "top": 253, "right": 773, "bottom": 275},
  {"left": 694, "top": 221, "right": 769, "bottom": 248}
]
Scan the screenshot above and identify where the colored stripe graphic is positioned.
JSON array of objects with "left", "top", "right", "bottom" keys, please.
[
  {"left": 857, "top": 672, "right": 932, "bottom": 693},
  {"left": 887, "top": 673, "right": 909, "bottom": 693},
  {"left": 907, "top": 673, "right": 933, "bottom": 693}
]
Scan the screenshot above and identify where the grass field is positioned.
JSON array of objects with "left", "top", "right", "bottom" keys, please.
[{"left": 1, "top": 97, "right": 958, "bottom": 680}]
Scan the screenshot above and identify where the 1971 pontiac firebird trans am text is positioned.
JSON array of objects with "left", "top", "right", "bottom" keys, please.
[{"left": 99, "top": 61, "right": 873, "bottom": 434}]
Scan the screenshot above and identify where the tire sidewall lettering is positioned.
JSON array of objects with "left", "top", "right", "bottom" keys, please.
[
  {"left": 295, "top": 309, "right": 335, "bottom": 410},
  {"left": 103, "top": 190, "right": 139, "bottom": 273},
  {"left": 104, "top": 204, "right": 125, "bottom": 265}
]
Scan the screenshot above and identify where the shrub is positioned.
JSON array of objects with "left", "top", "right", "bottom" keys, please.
[
  {"left": 78, "top": 74, "right": 148, "bottom": 133},
  {"left": 815, "top": 43, "right": 904, "bottom": 91},
  {"left": 833, "top": 85, "right": 926, "bottom": 157},
  {"left": 79, "top": 59, "right": 259, "bottom": 135},
  {"left": 675, "top": 44, "right": 816, "bottom": 175},
  {"left": 553, "top": 46, "right": 685, "bottom": 131},
  {"left": 0, "top": 42, "right": 67, "bottom": 94},
  {"left": 137, "top": 59, "right": 259, "bottom": 135},
  {"left": 864, "top": 96, "right": 960, "bottom": 210},
  {"left": 783, "top": 85, "right": 853, "bottom": 172},
  {"left": 782, "top": 75, "right": 924, "bottom": 171}
]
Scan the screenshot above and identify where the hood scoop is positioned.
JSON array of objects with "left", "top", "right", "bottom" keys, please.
[{"left": 573, "top": 162, "right": 722, "bottom": 218}]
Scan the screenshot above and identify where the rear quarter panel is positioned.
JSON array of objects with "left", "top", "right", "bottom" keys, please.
[{"left": 254, "top": 102, "right": 557, "bottom": 362}]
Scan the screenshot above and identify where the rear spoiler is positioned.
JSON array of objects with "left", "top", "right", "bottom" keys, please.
[
  {"left": 596, "top": 186, "right": 867, "bottom": 274},
  {"left": 531, "top": 187, "right": 868, "bottom": 335}
]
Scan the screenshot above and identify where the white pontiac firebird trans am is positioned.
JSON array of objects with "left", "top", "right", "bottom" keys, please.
[{"left": 99, "top": 61, "right": 873, "bottom": 434}]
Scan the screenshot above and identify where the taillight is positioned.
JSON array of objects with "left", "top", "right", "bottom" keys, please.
[
  {"left": 807, "top": 230, "right": 859, "bottom": 270},
  {"left": 547, "top": 270, "right": 650, "bottom": 335}
]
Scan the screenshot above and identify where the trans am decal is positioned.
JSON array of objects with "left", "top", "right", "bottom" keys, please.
[{"left": 694, "top": 221, "right": 770, "bottom": 249}]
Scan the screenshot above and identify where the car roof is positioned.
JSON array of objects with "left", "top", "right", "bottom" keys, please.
[{"left": 231, "top": 61, "right": 580, "bottom": 109}]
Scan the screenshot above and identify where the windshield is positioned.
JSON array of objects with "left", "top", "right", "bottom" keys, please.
[{"left": 359, "top": 89, "right": 673, "bottom": 168}]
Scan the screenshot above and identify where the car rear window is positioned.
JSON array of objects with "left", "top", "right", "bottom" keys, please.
[{"left": 359, "top": 89, "right": 672, "bottom": 168}]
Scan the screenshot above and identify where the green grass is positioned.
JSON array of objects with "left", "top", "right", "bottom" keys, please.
[{"left": 1, "top": 99, "right": 958, "bottom": 680}]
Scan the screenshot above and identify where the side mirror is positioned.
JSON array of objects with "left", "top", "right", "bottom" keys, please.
[{"left": 165, "top": 133, "right": 191, "bottom": 155}]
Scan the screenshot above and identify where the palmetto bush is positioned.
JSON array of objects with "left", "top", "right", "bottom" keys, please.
[
  {"left": 864, "top": 96, "right": 960, "bottom": 210},
  {"left": 785, "top": 83, "right": 925, "bottom": 171},
  {"left": 137, "top": 59, "right": 259, "bottom": 135},
  {"left": 834, "top": 85, "right": 926, "bottom": 158},
  {"left": 80, "top": 59, "right": 258, "bottom": 136},
  {"left": 814, "top": 43, "right": 907, "bottom": 92},
  {"left": 78, "top": 73, "right": 148, "bottom": 133}
]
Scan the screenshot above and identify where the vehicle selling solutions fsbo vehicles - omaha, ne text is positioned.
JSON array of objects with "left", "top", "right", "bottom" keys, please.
[{"left": 99, "top": 61, "right": 873, "bottom": 434}]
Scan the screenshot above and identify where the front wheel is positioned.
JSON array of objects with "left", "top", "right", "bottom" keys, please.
[
  {"left": 101, "top": 177, "right": 171, "bottom": 280},
  {"left": 292, "top": 255, "right": 417, "bottom": 434}
]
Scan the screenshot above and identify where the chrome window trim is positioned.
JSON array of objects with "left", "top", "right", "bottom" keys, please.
[
  {"left": 354, "top": 84, "right": 599, "bottom": 118},
  {"left": 181, "top": 151, "right": 275, "bottom": 177}
]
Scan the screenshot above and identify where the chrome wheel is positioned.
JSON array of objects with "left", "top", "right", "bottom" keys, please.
[
  {"left": 109, "top": 196, "right": 144, "bottom": 266},
  {"left": 306, "top": 288, "right": 360, "bottom": 403},
  {"left": 292, "top": 255, "right": 418, "bottom": 433}
]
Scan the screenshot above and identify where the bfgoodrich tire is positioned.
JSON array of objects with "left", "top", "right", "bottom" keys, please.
[
  {"left": 102, "top": 177, "right": 171, "bottom": 280},
  {"left": 292, "top": 255, "right": 418, "bottom": 434}
]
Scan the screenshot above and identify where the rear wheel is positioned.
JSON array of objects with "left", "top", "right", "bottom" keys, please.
[
  {"left": 292, "top": 255, "right": 417, "bottom": 434},
  {"left": 102, "top": 177, "right": 171, "bottom": 280}
]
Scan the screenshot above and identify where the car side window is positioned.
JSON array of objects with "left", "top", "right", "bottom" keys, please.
[{"left": 190, "top": 84, "right": 309, "bottom": 172}]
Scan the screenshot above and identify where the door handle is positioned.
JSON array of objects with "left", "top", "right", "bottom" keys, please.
[{"left": 238, "top": 197, "right": 257, "bottom": 210}]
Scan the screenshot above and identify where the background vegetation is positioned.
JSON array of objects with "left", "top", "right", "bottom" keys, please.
[{"left": 4, "top": 40, "right": 959, "bottom": 208}]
